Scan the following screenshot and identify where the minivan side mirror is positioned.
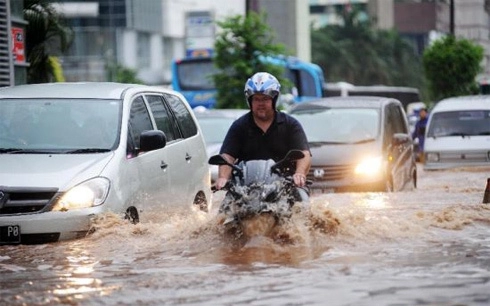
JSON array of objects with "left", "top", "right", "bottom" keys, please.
[
  {"left": 140, "top": 130, "right": 167, "bottom": 152},
  {"left": 392, "top": 133, "right": 410, "bottom": 145}
]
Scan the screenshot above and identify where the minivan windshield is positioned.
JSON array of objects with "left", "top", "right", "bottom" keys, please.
[
  {"left": 0, "top": 99, "right": 121, "bottom": 152},
  {"left": 291, "top": 108, "right": 380, "bottom": 144},
  {"left": 427, "top": 110, "right": 490, "bottom": 137}
]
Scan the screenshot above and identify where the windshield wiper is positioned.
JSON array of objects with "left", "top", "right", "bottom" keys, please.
[
  {"left": 0, "top": 148, "right": 61, "bottom": 154},
  {"left": 432, "top": 132, "right": 471, "bottom": 138},
  {"left": 448, "top": 132, "right": 471, "bottom": 138},
  {"left": 352, "top": 138, "right": 376, "bottom": 144},
  {"left": 65, "top": 148, "right": 111, "bottom": 154},
  {"left": 0, "top": 148, "right": 24, "bottom": 153},
  {"left": 308, "top": 141, "right": 347, "bottom": 146}
]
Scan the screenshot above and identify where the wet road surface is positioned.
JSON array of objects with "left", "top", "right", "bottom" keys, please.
[{"left": 1, "top": 165, "right": 490, "bottom": 305}]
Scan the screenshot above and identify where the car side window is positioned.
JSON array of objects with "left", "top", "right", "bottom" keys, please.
[
  {"left": 163, "top": 93, "right": 198, "bottom": 138},
  {"left": 127, "top": 96, "right": 153, "bottom": 157},
  {"left": 145, "top": 94, "right": 178, "bottom": 142},
  {"left": 384, "top": 105, "right": 394, "bottom": 148},
  {"left": 391, "top": 104, "right": 408, "bottom": 134}
]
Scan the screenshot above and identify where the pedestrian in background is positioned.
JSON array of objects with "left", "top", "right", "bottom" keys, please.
[{"left": 412, "top": 108, "right": 428, "bottom": 163}]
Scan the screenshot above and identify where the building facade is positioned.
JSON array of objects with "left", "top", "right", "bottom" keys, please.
[
  {"left": 309, "top": 0, "right": 490, "bottom": 80},
  {"left": 394, "top": 0, "right": 490, "bottom": 78},
  {"left": 56, "top": 0, "right": 310, "bottom": 85},
  {"left": 0, "top": 0, "right": 27, "bottom": 87},
  {"left": 2, "top": 0, "right": 490, "bottom": 87},
  {"left": 55, "top": 0, "right": 245, "bottom": 85}
]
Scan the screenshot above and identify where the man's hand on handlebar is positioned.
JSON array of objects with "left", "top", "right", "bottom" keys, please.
[
  {"left": 293, "top": 173, "right": 307, "bottom": 187},
  {"left": 214, "top": 177, "right": 229, "bottom": 190}
]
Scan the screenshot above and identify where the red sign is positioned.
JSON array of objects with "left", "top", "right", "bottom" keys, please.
[{"left": 11, "top": 27, "right": 25, "bottom": 63}]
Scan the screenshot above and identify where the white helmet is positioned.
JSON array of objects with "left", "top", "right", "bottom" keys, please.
[{"left": 244, "top": 72, "right": 281, "bottom": 107}]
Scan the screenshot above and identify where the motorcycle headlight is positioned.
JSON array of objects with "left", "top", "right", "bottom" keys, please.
[
  {"left": 354, "top": 156, "right": 383, "bottom": 176},
  {"left": 52, "top": 177, "right": 110, "bottom": 211}
]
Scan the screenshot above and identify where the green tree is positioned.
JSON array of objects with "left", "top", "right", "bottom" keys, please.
[
  {"left": 106, "top": 64, "right": 144, "bottom": 84},
  {"left": 422, "top": 35, "right": 484, "bottom": 101},
  {"left": 213, "top": 11, "right": 289, "bottom": 109},
  {"left": 311, "top": 7, "right": 424, "bottom": 91},
  {"left": 24, "top": 0, "right": 73, "bottom": 83},
  {"left": 48, "top": 56, "right": 65, "bottom": 82}
]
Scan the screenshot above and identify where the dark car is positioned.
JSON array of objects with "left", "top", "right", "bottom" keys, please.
[
  {"left": 288, "top": 96, "right": 417, "bottom": 193},
  {"left": 193, "top": 107, "right": 248, "bottom": 182}
]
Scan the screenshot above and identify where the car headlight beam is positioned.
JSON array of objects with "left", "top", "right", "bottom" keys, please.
[
  {"left": 354, "top": 156, "right": 383, "bottom": 176},
  {"left": 426, "top": 152, "right": 440, "bottom": 162},
  {"left": 52, "top": 177, "right": 110, "bottom": 211}
]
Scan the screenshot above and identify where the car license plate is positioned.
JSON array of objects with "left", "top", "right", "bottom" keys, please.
[{"left": 0, "top": 225, "right": 21, "bottom": 244}]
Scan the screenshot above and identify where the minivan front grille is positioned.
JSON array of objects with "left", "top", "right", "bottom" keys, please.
[
  {"left": 308, "top": 164, "right": 354, "bottom": 182},
  {"left": 0, "top": 187, "right": 58, "bottom": 215},
  {"left": 439, "top": 151, "right": 490, "bottom": 163}
]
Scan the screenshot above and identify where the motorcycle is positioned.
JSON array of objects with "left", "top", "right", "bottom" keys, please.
[{"left": 209, "top": 150, "right": 310, "bottom": 245}]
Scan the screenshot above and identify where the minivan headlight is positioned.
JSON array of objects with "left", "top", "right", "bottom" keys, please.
[
  {"left": 354, "top": 156, "right": 383, "bottom": 176},
  {"left": 52, "top": 177, "right": 110, "bottom": 211},
  {"left": 426, "top": 152, "right": 440, "bottom": 162}
]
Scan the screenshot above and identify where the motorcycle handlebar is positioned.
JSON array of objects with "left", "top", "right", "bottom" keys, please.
[{"left": 212, "top": 177, "right": 312, "bottom": 192}]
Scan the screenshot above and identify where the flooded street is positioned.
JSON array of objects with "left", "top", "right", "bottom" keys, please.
[{"left": 1, "top": 165, "right": 490, "bottom": 306}]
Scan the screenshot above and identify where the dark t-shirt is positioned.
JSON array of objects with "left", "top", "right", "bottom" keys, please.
[{"left": 219, "top": 111, "right": 310, "bottom": 164}]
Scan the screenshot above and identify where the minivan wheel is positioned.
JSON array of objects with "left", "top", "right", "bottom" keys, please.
[
  {"left": 194, "top": 192, "right": 208, "bottom": 212},
  {"left": 125, "top": 207, "right": 139, "bottom": 224}
]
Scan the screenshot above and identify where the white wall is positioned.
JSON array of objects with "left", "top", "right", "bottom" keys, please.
[
  {"left": 295, "top": 0, "right": 311, "bottom": 61},
  {"left": 120, "top": 30, "right": 138, "bottom": 69},
  {"left": 157, "top": 0, "right": 245, "bottom": 83},
  {"left": 162, "top": 0, "right": 245, "bottom": 37}
]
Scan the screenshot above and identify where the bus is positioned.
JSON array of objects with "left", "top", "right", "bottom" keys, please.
[{"left": 171, "top": 55, "right": 326, "bottom": 108}]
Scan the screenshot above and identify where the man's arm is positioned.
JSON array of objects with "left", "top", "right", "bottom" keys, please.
[
  {"left": 215, "top": 153, "right": 236, "bottom": 190},
  {"left": 293, "top": 150, "right": 311, "bottom": 187}
]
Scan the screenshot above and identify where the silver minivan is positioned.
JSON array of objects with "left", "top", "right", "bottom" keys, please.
[
  {"left": 424, "top": 95, "right": 490, "bottom": 170},
  {"left": 0, "top": 82, "right": 211, "bottom": 244}
]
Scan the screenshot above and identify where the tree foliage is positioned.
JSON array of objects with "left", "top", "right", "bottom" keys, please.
[
  {"left": 311, "top": 7, "right": 424, "bottom": 91},
  {"left": 47, "top": 56, "right": 65, "bottom": 82},
  {"left": 422, "top": 35, "right": 484, "bottom": 101},
  {"left": 213, "top": 12, "right": 289, "bottom": 109},
  {"left": 106, "top": 64, "right": 144, "bottom": 84},
  {"left": 24, "top": 0, "right": 73, "bottom": 83}
]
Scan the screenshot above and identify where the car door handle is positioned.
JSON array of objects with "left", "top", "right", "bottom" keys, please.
[
  {"left": 185, "top": 153, "right": 192, "bottom": 161},
  {"left": 160, "top": 161, "right": 168, "bottom": 169}
]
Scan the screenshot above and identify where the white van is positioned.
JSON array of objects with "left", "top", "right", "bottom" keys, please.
[
  {"left": 424, "top": 95, "right": 490, "bottom": 170},
  {"left": 0, "top": 82, "right": 211, "bottom": 244}
]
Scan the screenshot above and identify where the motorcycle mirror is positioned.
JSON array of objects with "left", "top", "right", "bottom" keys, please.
[
  {"left": 271, "top": 150, "right": 305, "bottom": 173},
  {"left": 284, "top": 149, "right": 305, "bottom": 161},
  {"left": 208, "top": 154, "right": 243, "bottom": 174},
  {"left": 208, "top": 154, "right": 228, "bottom": 165}
]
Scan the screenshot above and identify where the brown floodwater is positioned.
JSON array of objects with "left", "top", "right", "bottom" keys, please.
[{"left": 1, "top": 165, "right": 490, "bottom": 306}]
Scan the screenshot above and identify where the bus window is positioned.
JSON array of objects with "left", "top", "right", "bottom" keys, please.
[
  {"left": 297, "top": 69, "right": 317, "bottom": 97},
  {"left": 174, "top": 59, "right": 217, "bottom": 91}
]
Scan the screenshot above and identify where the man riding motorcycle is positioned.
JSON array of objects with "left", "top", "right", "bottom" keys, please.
[{"left": 213, "top": 72, "right": 311, "bottom": 202}]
